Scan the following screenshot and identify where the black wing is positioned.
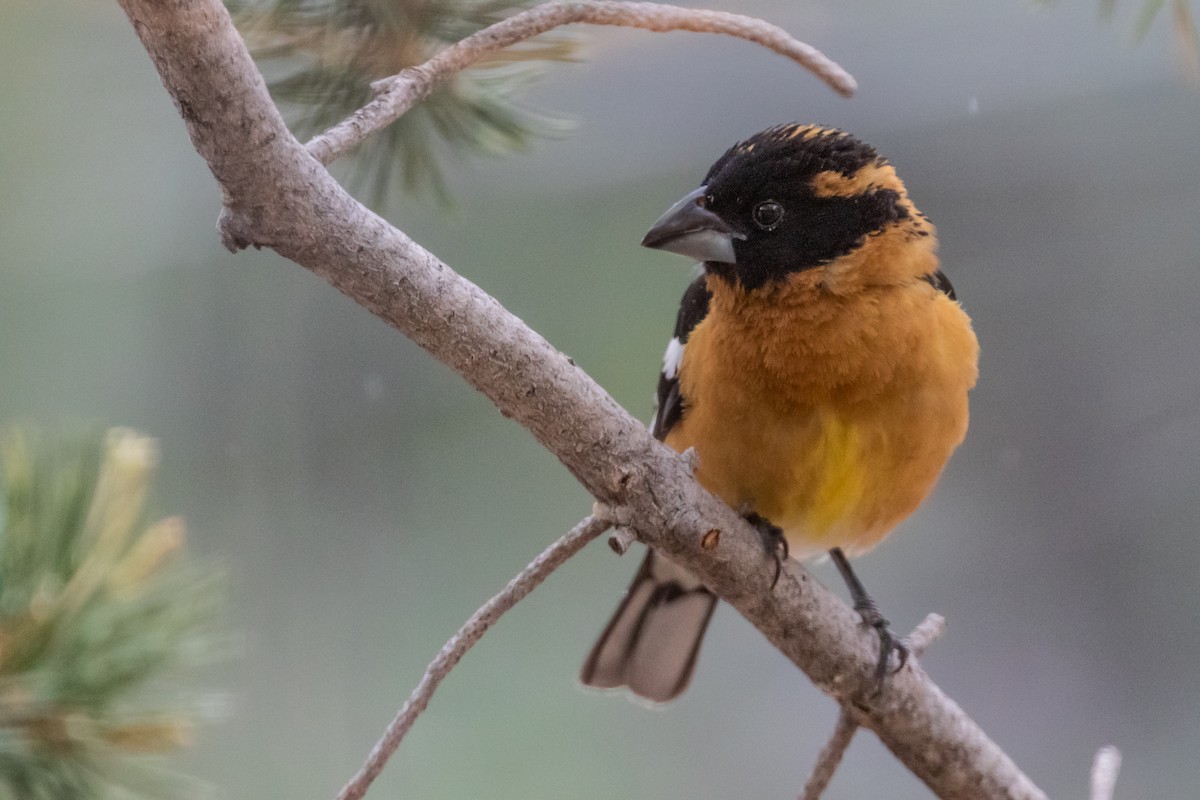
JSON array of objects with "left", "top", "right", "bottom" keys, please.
[
  {"left": 579, "top": 273, "right": 719, "bottom": 704},
  {"left": 922, "top": 269, "right": 957, "bottom": 301},
  {"left": 652, "top": 275, "right": 711, "bottom": 440}
]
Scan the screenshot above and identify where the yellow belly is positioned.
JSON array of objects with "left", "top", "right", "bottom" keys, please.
[
  {"left": 665, "top": 395, "right": 964, "bottom": 557},
  {"left": 663, "top": 279, "right": 977, "bottom": 558}
]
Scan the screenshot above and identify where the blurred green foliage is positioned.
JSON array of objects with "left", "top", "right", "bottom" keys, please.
[
  {"left": 232, "top": 0, "right": 578, "bottom": 203},
  {"left": 0, "top": 427, "right": 224, "bottom": 800}
]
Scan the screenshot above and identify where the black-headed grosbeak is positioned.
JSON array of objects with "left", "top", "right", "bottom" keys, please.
[{"left": 581, "top": 124, "right": 979, "bottom": 703}]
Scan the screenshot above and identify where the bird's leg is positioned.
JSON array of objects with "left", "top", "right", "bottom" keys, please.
[
  {"left": 743, "top": 510, "right": 788, "bottom": 588},
  {"left": 828, "top": 547, "right": 908, "bottom": 692}
]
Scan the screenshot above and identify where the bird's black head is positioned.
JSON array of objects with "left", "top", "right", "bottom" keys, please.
[{"left": 642, "top": 124, "right": 915, "bottom": 291}]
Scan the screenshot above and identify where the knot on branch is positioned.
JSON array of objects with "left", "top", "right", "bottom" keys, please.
[
  {"left": 607, "top": 528, "right": 638, "bottom": 555},
  {"left": 217, "top": 207, "right": 255, "bottom": 253}
]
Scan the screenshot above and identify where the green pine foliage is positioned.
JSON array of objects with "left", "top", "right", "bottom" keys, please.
[
  {"left": 233, "top": 0, "right": 579, "bottom": 202},
  {"left": 0, "top": 427, "right": 224, "bottom": 799}
]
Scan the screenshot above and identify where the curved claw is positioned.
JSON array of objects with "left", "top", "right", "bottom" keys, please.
[
  {"left": 744, "top": 511, "right": 788, "bottom": 589},
  {"left": 859, "top": 606, "right": 910, "bottom": 693},
  {"left": 870, "top": 623, "right": 909, "bottom": 690},
  {"left": 827, "top": 547, "right": 909, "bottom": 694}
]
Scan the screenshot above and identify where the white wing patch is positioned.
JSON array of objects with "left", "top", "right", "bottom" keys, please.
[{"left": 662, "top": 337, "right": 685, "bottom": 381}]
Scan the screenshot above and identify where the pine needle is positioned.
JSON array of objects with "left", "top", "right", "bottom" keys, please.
[
  {"left": 0, "top": 426, "right": 226, "bottom": 800},
  {"left": 233, "top": 0, "right": 579, "bottom": 204}
]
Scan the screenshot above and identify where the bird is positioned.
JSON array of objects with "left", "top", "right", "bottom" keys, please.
[{"left": 580, "top": 123, "right": 979, "bottom": 703}]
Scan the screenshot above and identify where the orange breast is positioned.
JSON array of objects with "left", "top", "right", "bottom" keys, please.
[{"left": 663, "top": 274, "right": 978, "bottom": 558}]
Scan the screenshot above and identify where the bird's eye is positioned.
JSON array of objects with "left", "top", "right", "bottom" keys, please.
[{"left": 753, "top": 200, "right": 784, "bottom": 230}]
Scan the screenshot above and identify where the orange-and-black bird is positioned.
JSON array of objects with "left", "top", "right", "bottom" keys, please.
[{"left": 581, "top": 123, "right": 979, "bottom": 703}]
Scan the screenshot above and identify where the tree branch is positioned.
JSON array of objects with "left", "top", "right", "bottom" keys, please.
[
  {"left": 113, "top": 1, "right": 1048, "bottom": 798},
  {"left": 336, "top": 515, "right": 609, "bottom": 800},
  {"left": 305, "top": 0, "right": 857, "bottom": 166}
]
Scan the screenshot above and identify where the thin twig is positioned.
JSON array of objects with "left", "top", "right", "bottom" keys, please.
[
  {"left": 800, "top": 708, "right": 859, "bottom": 800},
  {"left": 906, "top": 612, "right": 946, "bottom": 658},
  {"left": 593, "top": 500, "right": 637, "bottom": 552},
  {"left": 799, "top": 612, "right": 948, "bottom": 800},
  {"left": 335, "top": 515, "right": 610, "bottom": 800},
  {"left": 1090, "top": 746, "right": 1122, "bottom": 800},
  {"left": 306, "top": 0, "right": 856, "bottom": 165}
]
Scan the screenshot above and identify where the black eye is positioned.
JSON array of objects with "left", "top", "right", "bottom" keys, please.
[{"left": 753, "top": 200, "right": 784, "bottom": 230}]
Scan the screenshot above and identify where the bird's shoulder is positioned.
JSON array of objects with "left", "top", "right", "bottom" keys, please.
[{"left": 652, "top": 274, "right": 711, "bottom": 440}]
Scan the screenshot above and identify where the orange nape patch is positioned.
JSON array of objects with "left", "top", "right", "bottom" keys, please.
[
  {"left": 811, "top": 164, "right": 902, "bottom": 199},
  {"left": 814, "top": 219, "right": 939, "bottom": 295}
]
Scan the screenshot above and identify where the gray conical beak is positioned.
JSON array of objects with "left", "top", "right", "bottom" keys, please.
[{"left": 641, "top": 187, "right": 738, "bottom": 264}]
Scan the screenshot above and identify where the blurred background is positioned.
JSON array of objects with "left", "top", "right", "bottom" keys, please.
[{"left": 2, "top": 0, "right": 1199, "bottom": 797}]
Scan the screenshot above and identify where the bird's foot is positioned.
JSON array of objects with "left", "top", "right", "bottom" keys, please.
[
  {"left": 828, "top": 547, "right": 908, "bottom": 694},
  {"left": 743, "top": 510, "right": 788, "bottom": 589},
  {"left": 852, "top": 597, "right": 909, "bottom": 693}
]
